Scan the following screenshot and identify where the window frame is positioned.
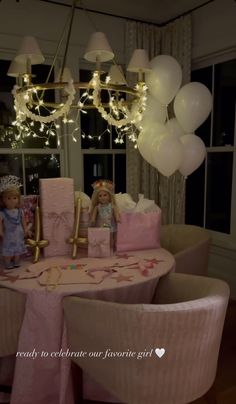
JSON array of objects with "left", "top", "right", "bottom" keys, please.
[{"left": 190, "top": 54, "right": 236, "bottom": 249}]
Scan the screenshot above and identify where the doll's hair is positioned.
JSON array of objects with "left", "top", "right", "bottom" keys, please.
[
  {"left": 0, "top": 186, "right": 21, "bottom": 208},
  {"left": 90, "top": 179, "right": 117, "bottom": 211}
]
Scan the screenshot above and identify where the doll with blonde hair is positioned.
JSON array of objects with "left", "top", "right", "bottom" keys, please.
[
  {"left": 90, "top": 179, "right": 120, "bottom": 248},
  {"left": 0, "top": 175, "right": 27, "bottom": 269}
]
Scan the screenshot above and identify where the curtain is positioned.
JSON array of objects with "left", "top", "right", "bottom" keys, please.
[{"left": 125, "top": 15, "right": 192, "bottom": 224}]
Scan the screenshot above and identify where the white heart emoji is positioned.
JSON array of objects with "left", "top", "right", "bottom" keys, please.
[{"left": 155, "top": 348, "right": 165, "bottom": 358}]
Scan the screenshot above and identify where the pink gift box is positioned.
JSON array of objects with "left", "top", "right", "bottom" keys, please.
[
  {"left": 21, "top": 195, "right": 38, "bottom": 257},
  {"left": 39, "top": 178, "right": 74, "bottom": 257},
  {"left": 88, "top": 228, "right": 110, "bottom": 258}
]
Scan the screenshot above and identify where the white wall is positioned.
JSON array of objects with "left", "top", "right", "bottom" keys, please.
[
  {"left": 192, "top": 0, "right": 236, "bottom": 64},
  {"left": 0, "top": 0, "right": 125, "bottom": 64}
]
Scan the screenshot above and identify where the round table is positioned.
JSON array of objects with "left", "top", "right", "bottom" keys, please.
[{"left": 0, "top": 248, "right": 175, "bottom": 404}]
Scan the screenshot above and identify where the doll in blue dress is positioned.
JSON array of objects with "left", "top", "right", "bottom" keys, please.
[
  {"left": 90, "top": 179, "right": 120, "bottom": 249},
  {"left": 0, "top": 175, "right": 27, "bottom": 269}
]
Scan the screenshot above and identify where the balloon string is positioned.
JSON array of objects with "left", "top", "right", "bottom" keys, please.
[{"left": 165, "top": 104, "right": 169, "bottom": 123}]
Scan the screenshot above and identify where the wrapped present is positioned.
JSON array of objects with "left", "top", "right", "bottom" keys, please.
[
  {"left": 88, "top": 228, "right": 110, "bottom": 258},
  {"left": 21, "top": 195, "right": 38, "bottom": 257},
  {"left": 116, "top": 211, "right": 161, "bottom": 252},
  {"left": 40, "top": 178, "right": 74, "bottom": 257}
]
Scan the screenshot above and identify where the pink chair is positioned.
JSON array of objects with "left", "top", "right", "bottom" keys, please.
[
  {"left": 0, "top": 288, "right": 26, "bottom": 395},
  {"left": 160, "top": 224, "right": 211, "bottom": 275},
  {"left": 63, "top": 273, "right": 229, "bottom": 404}
]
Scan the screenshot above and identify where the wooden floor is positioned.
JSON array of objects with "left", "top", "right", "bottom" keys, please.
[
  {"left": 192, "top": 300, "right": 236, "bottom": 404},
  {"left": 83, "top": 300, "right": 236, "bottom": 404}
]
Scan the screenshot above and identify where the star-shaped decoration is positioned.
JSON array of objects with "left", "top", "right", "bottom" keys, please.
[
  {"left": 115, "top": 253, "right": 133, "bottom": 259},
  {"left": 26, "top": 205, "right": 49, "bottom": 263},
  {"left": 0, "top": 270, "right": 19, "bottom": 283},
  {"left": 112, "top": 274, "right": 133, "bottom": 283},
  {"left": 145, "top": 258, "right": 164, "bottom": 265},
  {"left": 141, "top": 269, "right": 149, "bottom": 277}
]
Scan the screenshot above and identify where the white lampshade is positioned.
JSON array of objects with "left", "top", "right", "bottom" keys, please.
[
  {"left": 7, "top": 60, "right": 27, "bottom": 77},
  {"left": 108, "top": 65, "right": 126, "bottom": 85},
  {"left": 55, "top": 67, "right": 73, "bottom": 82},
  {"left": 15, "top": 36, "right": 45, "bottom": 64},
  {"left": 84, "top": 32, "right": 114, "bottom": 63},
  {"left": 127, "top": 49, "right": 151, "bottom": 73}
]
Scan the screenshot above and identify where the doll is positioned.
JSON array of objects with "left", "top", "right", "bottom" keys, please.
[
  {"left": 0, "top": 175, "right": 27, "bottom": 269},
  {"left": 90, "top": 179, "right": 120, "bottom": 248}
]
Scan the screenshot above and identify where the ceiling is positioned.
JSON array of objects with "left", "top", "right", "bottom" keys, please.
[{"left": 39, "top": 0, "right": 214, "bottom": 25}]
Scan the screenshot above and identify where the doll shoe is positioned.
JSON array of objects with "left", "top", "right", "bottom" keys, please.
[
  {"left": 4, "top": 264, "right": 14, "bottom": 270},
  {"left": 14, "top": 263, "right": 20, "bottom": 268}
]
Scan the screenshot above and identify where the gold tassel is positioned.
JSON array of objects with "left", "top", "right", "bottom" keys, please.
[
  {"left": 67, "top": 196, "right": 87, "bottom": 259},
  {"left": 26, "top": 205, "right": 49, "bottom": 263}
]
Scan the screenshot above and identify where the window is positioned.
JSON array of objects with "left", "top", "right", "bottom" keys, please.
[
  {"left": 186, "top": 59, "right": 236, "bottom": 237},
  {"left": 80, "top": 69, "right": 126, "bottom": 197},
  {"left": 0, "top": 60, "right": 62, "bottom": 194}
]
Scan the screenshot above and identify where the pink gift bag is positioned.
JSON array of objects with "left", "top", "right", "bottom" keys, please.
[
  {"left": 116, "top": 211, "right": 161, "bottom": 252},
  {"left": 88, "top": 228, "right": 110, "bottom": 258}
]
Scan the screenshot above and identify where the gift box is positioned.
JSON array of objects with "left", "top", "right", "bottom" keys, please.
[
  {"left": 88, "top": 228, "right": 110, "bottom": 258},
  {"left": 40, "top": 178, "right": 74, "bottom": 257},
  {"left": 21, "top": 195, "right": 38, "bottom": 257}
]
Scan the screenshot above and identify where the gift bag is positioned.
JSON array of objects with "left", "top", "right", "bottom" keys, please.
[
  {"left": 88, "top": 228, "right": 110, "bottom": 258},
  {"left": 116, "top": 211, "right": 161, "bottom": 252}
]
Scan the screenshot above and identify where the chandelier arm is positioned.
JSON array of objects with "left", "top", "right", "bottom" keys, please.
[
  {"left": 44, "top": 11, "right": 73, "bottom": 85},
  {"left": 60, "top": 0, "right": 78, "bottom": 81},
  {"left": 40, "top": 1, "right": 78, "bottom": 102}
]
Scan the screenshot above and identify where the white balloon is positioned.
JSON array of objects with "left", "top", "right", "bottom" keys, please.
[
  {"left": 151, "top": 134, "right": 184, "bottom": 177},
  {"left": 137, "top": 123, "right": 168, "bottom": 165},
  {"left": 165, "top": 117, "right": 184, "bottom": 137},
  {"left": 137, "top": 129, "right": 152, "bottom": 164},
  {"left": 179, "top": 134, "right": 206, "bottom": 176},
  {"left": 136, "top": 94, "right": 167, "bottom": 130},
  {"left": 146, "top": 55, "right": 182, "bottom": 105},
  {"left": 174, "top": 82, "right": 212, "bottom": 133}
]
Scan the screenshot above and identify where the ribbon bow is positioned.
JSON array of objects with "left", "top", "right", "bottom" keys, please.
[
  {"left": 90, "top": 238, "right": 109, "bottom": 248},
  {"left": 47, "top": 211, "right": 73, "bottom": 242}
]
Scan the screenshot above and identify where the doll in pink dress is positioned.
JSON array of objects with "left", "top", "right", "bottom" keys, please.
[
  {"left": 90, "top": 179, "right": 120, "bottom": 249},
  {"left": 0, "top": 175, "right": 27, "bottom": 269}
]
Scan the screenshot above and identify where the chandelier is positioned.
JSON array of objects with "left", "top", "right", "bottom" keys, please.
[{"left": 7, "top": 0, "right": 149, "bottom": 147}]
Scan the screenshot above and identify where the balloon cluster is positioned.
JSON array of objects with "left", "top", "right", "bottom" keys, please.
[{"left": 137, "top": 55, "right": 212, "bottom": 177}]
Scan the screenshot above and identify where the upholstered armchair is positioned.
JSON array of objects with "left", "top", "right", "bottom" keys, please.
[
  {"left": 160, "top": 224, "right": 211, "bottom": 275},
  {"left": 0, "top": 288, "right": 26, "bottom": 393},
  {"left": 63, "top": 273, "right": 229, "bottom": 404},
  {"left": 0, "top": 288, "right": 26, "bottom": 357}
]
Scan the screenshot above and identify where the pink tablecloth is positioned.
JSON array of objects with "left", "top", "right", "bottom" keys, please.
[{"left": 0, "top": 248, "right": 175, "bottom": 404}]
